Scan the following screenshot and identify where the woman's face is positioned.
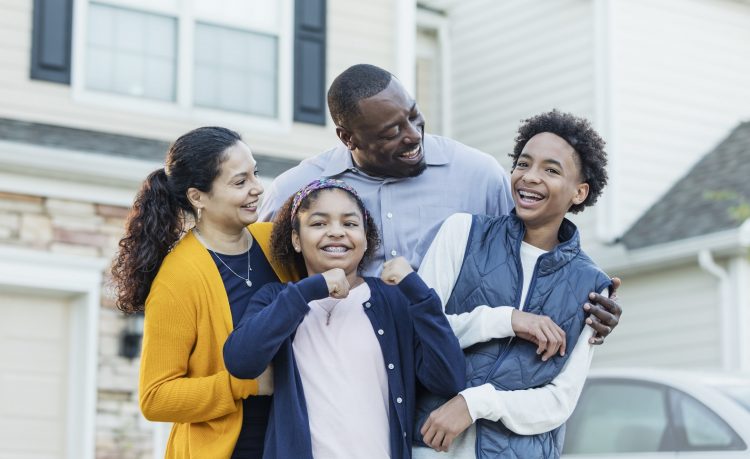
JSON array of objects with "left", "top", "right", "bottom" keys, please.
[
  {"left": 292, "top": 189, "right": 367, "bottom": 278},
  {"left": 199, "top": 141, "right": 263, "bottom": 232}
]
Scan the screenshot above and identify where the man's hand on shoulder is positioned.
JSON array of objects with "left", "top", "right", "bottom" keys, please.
[{"left": 584, "top": 277, "right": 622, "bottom": 345}]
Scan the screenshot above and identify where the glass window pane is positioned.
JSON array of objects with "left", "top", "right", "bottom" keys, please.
[
  {"left": 194, "top": 0, "right": 278, "bottom": 31},
  {"left": 86, "top": 3, "right": 176, "bottom": 102},
  {"left": 193, "top": 22, "right": 277, "bottom": 117},
  {"left": 673, "top": 390, "right": 745, "bottom": 451},
  {"left": 563, "top": 381, "right": 670, "bottom": 454}
]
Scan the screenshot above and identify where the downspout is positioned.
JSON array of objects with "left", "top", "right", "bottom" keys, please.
[{"left": 698, "top": 249, "right": 734, "bottom": 370}]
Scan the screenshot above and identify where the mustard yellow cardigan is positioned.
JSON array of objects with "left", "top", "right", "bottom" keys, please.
[{"left": 139, "top": 223, "right": 295, "bottom": 459}]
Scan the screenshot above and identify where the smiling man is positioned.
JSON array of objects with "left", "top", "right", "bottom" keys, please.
[{"left": 260, "top": 64, "right": 513, "bottom": 278}]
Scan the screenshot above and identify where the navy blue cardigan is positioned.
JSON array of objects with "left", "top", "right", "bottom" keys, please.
[{"left": 224, "top": 272, "right": 465, "bottom": 459}]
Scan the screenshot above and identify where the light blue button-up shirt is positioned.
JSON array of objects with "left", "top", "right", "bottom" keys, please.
[{"left": 259, "top": 134, "right": 514, "bottom": 276}]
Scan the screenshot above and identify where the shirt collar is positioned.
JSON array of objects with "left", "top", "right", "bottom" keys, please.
[{"left": 320, "top": 135, "right": 450, "bottom": 178}]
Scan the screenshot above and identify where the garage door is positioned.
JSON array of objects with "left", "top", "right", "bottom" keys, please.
[{"left": 0, "top": 292, "right": 71, "bottom": 459}]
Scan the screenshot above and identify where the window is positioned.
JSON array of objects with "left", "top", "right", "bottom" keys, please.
[
  {"left": 86, "top": 3, "right": 176, "bottom": 101},
  {"left": 671, "top": 389, "right": 746, "bottom": 451},
  {"left": 193, "top": 23, "right": 277, "bottom": 116},
  {"left": 81, "top": 0, "right": 284, "bottom": 118},
  {"left": 564, "top": 381, "right": 671, "bottom": 454}
]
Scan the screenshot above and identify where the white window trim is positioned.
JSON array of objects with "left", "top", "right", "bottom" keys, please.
[
  {"left": 0, "top": 140, "right": 158, "bottom": 207},
  {"left": 0, "top": 247, "right": 107, "bottom": 459},
  {"left": 416, "top": 7, "right": 452, "bottom": 138},
  {"left": 71, "top": 0, "right": 294, "bottom": 133}
]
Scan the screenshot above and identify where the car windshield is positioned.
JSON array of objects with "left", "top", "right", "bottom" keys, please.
[{"left": 715, "top": 384, "right": 750, "bottom": 412}]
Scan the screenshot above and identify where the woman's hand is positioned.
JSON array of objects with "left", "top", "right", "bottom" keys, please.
[
  {"left": 511, "top": 309, "right": 567, "bottom": 361},
  {"left": 380, "top": 257, "right": 414, "bottom": 285},
  {"left": 321, "top": 268, "right": 350, "bottom": 299}
]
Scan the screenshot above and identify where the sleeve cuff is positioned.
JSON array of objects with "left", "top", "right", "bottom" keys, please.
[
  {"left": 396, "top": 272, "right": 431, "bottom": 302},
  {"left": 229, "top": 374, "right": 259, "bottom": 400},
  {"left": 295, "top": 274, "right": 330, "bottom": 302},
  {"left": 460, "top": 384, "right": 497, "bottom": 422}
]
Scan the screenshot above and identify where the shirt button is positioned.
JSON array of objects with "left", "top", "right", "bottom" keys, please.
[
  {"left": 388, "top": 363, "right": 395, "bottom": 370},
  {"left": 364, "top": 302, "right": 371, "bottom": 308},
  {"left": 386, "top": 212, "right": 393, "bottom": 219},
  {"left": 378, "top": 329, "right": 384, "bottom": 336},
  {"left": 403, "top": 431, "right": 407, "bottom": 438},
  {"left": 390, "top": 250, "right": 398, "bottom": 257},
  {"left": 396, "top": 397, "right": 403, "bottom": 404}
]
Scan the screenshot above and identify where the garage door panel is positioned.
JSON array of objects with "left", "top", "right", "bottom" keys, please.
[
  {"left": 0, "top": 293, "right": 69, "bottom": 459},
  {"left": 0, "top": 418, "right": 64, "bottom": 453},
  {"left": 0, "top": 338, "right": 68, "bottom": 372},
  {"left": 1, "top": 373, "right": 66, "bottom": 417}
]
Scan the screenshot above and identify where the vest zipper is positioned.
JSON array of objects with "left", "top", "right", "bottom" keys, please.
[{"left": 475, "top": 249, "right": 546, "bottom": 457}]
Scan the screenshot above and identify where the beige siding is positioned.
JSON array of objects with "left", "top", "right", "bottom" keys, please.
[
  {"left": 0, "top": 0, "right": 397, "bottom": 161},
  {"left": 611, "top": 0, "right": 750, "bottom": 234},
  {"left": 591, "top": 263, "right": 723, "bottom": 369},
  {"left": 446, "top": 0, "right": 596, "bottom": 167}
]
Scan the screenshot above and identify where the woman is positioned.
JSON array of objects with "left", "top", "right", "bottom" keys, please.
[
  {"left": 111, "top": 126, "right": 295, "bottom": 458},
  {"left": 223, "top": 179, "right": 465, "bottom": 459}
]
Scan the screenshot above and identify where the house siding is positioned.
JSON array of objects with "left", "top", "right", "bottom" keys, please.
[
  {"left": 592, "top": 263, "right": 723, "bottom": 369},
  {"left": 447, "top": 0, "right": 596, "bottom": 165},
  {"left": 611, "top": 0, "right": 750, "bottom": 235}
]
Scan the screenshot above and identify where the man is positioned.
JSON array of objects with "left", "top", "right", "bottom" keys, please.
[{"left": 258, "top": 63, "right": 621, "bottom": 448}]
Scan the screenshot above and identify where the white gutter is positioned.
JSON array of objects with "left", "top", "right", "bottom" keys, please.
[
  {"left": 595, "top": 222, "right": 750, "bottom": 275},
  {"left": 698, "top": 249, "right": 735, "bottom": 371}
]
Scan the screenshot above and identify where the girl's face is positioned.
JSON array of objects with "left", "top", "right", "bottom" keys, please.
[
  {"left": 196, "top": 141, "right": 264, "bottom": 232},
  {"left": 292, "top": 189, "right": 367, "bottom": 278}
]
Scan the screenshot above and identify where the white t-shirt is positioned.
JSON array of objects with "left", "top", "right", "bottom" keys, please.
[{"left": 292, "top": 282, "right": 391, "bottom": 459}]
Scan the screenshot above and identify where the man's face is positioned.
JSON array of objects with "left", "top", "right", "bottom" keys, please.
[{"left": 339, "top": 79, "right": 427, "bottom": 179}]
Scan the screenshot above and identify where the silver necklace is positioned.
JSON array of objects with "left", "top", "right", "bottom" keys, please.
[{"left": 195, "top": 228, "right": 253, "bottom": 287}]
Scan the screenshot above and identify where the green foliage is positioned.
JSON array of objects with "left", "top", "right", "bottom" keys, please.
[{"left": 704, "top": 190, "right": 750, "bottom": 223}]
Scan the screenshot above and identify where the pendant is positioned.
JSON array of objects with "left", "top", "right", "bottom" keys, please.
[
  {"left": 326, "top": 312, "right": 332, "bottom": 326},
  {"left": 245, "top": 279, "right": 253, "bottom": 287}
]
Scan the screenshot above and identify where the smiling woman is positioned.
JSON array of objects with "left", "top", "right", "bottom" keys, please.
[{"left": 110, "top": 126, "right": 296, "bottom": 459}]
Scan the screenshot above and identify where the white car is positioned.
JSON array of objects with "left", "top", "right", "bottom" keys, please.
[{"left": 562, "top": 368, "right": 750, "bottom": 458}]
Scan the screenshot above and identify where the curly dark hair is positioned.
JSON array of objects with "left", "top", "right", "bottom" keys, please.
[
  {"left": 327, "top": 64, "right": 392, "bottom": 128},
  {"left": 111, "top": 126, "right": 242, "bottom": 313},
  {"left": 510, "top": 109, "right": 608, "bottom": 214},
  {"left": 271, "top": 187, "right": 380, "bottom": 277}
]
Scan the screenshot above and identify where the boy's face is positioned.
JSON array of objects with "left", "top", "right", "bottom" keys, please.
[{"left": 511, "top": 132, "right": 589, "bottom": 230}]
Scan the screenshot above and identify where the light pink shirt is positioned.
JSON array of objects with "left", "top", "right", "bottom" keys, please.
[{"left": 292, "top": 283, "right": 391, "bottom": 459}]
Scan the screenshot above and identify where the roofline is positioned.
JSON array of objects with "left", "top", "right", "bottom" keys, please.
[{"left": 599, "top": 219, "right": 750, "bottom": 275}]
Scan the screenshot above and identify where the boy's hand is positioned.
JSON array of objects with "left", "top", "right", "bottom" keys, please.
[
  {"left": 380, "top": 257, "right": 413, "bottom": 285},
  {"left": 420, "top": 394, "right": 472, "bottom": 452},
  {"left": 511, "top": 309, "right": 566, "bottom": 361},
  {"left": 321, "top": 268, "right": 350, "bottom": 299}
]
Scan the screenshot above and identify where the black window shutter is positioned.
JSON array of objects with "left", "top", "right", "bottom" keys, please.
[
  {"left": 293, "top": 0, "right": 327, "bottom": 125},
  {"left": 30, "top": 0, "right": 73, "bottom": 84}
]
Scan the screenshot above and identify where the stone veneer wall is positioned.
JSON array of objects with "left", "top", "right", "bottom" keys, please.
[{"left": 0, "top": 191, "right": 153, "bottom": 458}]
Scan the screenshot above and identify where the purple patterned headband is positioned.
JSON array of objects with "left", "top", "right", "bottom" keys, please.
[{"left": 290, "top": 179, "right": 365, "bottom": 224}]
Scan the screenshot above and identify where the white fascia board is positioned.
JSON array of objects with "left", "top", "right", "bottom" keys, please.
[
  {"left": 594, "top": 220, "right": 750, "bottom": 275},
  {"left": 0, "top": 140, "right": 159, "bottom": 206}
]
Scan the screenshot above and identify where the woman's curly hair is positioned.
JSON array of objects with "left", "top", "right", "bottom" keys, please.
[
  {"left": 271, "top": 187, "right": 380, "bottom": 277},
  {"left": 510, "top": 109, "right": 608, "bottom": 214},
  {"left": 111, "top": 126, "right": 242, "bottom": 313}
]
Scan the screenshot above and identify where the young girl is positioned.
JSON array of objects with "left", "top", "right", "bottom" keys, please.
[
  {"left": 223, "top": 179, "right": 465, "bottom": 459},
  {"left": 111, "top": 127, "right": 295, "bottom": 458}
]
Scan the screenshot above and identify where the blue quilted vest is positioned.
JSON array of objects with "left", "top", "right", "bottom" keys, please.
[{"left": 416, "top": 214, "right": 611, "bottom": 459}]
